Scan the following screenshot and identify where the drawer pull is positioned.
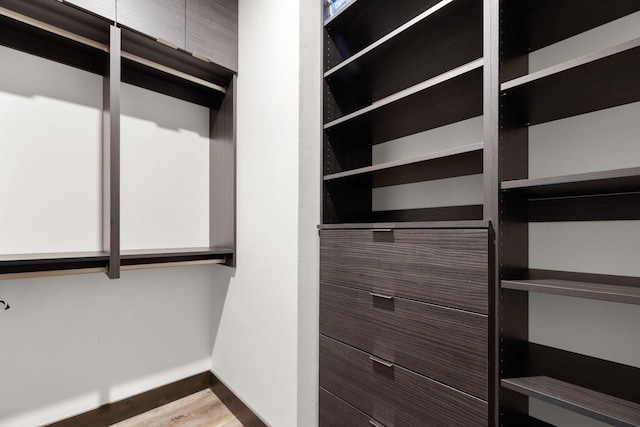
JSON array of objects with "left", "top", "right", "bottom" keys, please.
[
  {"left": 372, "top": 228, "right": 392, "bottom": 232},
  {"left": 369, "top": 355, "right": 394, "bottom": 368},
  {"left": 369, "top": 420, "right": 385, "bottom": 427},
  {"left": 369, "top": 292, "right": 394, "bottom": 300}
]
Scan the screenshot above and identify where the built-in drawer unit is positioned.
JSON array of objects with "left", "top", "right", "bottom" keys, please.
[
  {"left": 319, "top": 388, "right": 372, "bottom": 426},
  {"left": 320, "top": 335, "right": 488, "bottom": 427},
  {"left": 320, "top": 283, "right": 488, "bottom": 399},
  {"left": 320, "top": 228, "right": 488, "bottom": 314}
]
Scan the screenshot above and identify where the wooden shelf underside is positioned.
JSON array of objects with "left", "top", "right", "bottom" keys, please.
[
  {"left": 502, "top": 278, "right": 640, "bottom": 305},
  {"left": 502, "top": 376, "right": 640, "bottom": 427},
  {"left": 501, "top": 167, "right": 640, "bottom": 198}
]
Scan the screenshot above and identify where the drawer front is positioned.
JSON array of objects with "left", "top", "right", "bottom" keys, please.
[
  {"left": 320, "top": 283, "right": 488, "bottom": 399},
  {"left": 320, "top": 388, "right": 373, "bottom": 426},
  {"left": 320, "top": 336, "right": 488, "bottom": 427},
  {"left": 320, "top": 229, "right": 488, "bottom": 313}
]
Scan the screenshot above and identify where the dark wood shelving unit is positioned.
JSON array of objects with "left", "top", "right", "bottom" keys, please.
[
  {"left": 0, "top": 0, "right": 237, "bottom": 278},
  {"left": 501, "top": 38, "right": 640, "bottom": 126},
  {"left": 501, "top": 278, "right": 640, "bottom": 305},
  {"left": 501, "top": 167, "right": 640, "bottom": 198},
  {"left": 502, "top": 376, "right": 640, "bottom": 427},
  {"left": 324, "top": 143, "right": 483, "bottom": 187},
  {"left": 324, "top": 0, "right": 481, "bottom": 121},
  {"left": 494, "top": 1, "right": 640, "bottom": 425}
]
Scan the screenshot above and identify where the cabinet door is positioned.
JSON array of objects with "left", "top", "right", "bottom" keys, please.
[
  {"left": 117, "top": 0, "right": 186, "bottom": 49},
  {"left": 64, "top": 0, "right": 116, "bottom": 20},
  {"left": 186, "top": 0, "right": 238, "bottom": 71}
]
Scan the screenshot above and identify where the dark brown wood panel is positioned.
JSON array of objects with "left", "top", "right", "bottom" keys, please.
[
  {"left": 501, "top": 278, "right": 640, "bottom": 305},
  {"left": 320, "top": 283, "right": 488, "bottom": 399},
  {"left": 210, "top": 76, "right": 236, "bottom": 266},
  {"left": 370, "top": 205, "right": 484, "bottom": 223},
  {"left": 64, "top": 0, "right": 115, "bottom": 20},
  {"left": 319, "top": 388, "right": 373, "bottom": 427},
  {"left": 117, "top": 0, "right": 186, "bottom": 50},
  {"left": 0, "top": 251, "right": 108, "bottom": 275},
  {"left": 186, "top": 0, "right": 237, "bottom": 72},
  {"left": 320, "top": 228, "right": 489, "bottom": 313},
  {"left": 528, "top": 193, "right": 640, "bottom": 222},
  {"left": 320, "top": 336, "right": 488, "bottom": 427},
  {"left": 325, "top": 0, "right": 482, "bottom": 120}
]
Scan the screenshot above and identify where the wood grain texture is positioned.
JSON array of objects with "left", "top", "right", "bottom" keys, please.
[
  {"left": 64, "top": 0, "right": 115, "bottom": 21},
  {"left": 325, "top": 0, "right": 482, "bottom": 121},
  {"left": 319, "top": 388, "right": 373, "bottom": 426},
  {"left": 320, "top": 283, "right": 488, "bottom": 399},
  {"left": 502, "top": 376, "right": 640, "bottom": 427},
  {"left": 186, "top": 0, "right": 237, "bottom": 71},
  {"left": 320, "top": 228, "right": 489, "bottom": 313},
  {"left": 111, "top": 389, "right": 243, "bottom": 427},
  {"left": 210, "top": 76, "right": 236, "bottom": 266},
  {"left": 319, "top": 336, "right": 488, "bottom": 427},
  {"left": 117, "top": 0, "right": 186, "bottom": 49}
]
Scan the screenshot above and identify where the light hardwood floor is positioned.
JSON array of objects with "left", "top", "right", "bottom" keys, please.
[{"left": 111, "top": 389, "right": 244, "bottom": 427}]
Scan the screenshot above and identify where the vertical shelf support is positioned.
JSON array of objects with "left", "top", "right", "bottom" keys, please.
[
  {"left": 210, "top": 75, "right": 236, "bottom": 267},
  {"left": 103, "top": 25, "right": 121, "bottom": 279}
]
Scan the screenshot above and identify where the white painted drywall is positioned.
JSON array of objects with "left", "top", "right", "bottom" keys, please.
[
  {"left": 120, "top": 84, "right": 210, "bottom": 250},
  {"left": 527, "top": 14, "right": 640, "bottom": 426},
  {"left": 208, "top": 0, "right": 319, "bottom": 426},
  {"left": 0, "top": 46, "right": 223, "bottom": 426}
]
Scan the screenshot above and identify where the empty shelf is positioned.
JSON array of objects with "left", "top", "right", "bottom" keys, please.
[
  {"left": 501, "top": 38, "right": 640, "bottom": 125},
  {"left": 501, "top": 167, "right": 640, "bottom": 198},
  {"left": 324, "top": 59, "right": 483, "bottom": 145},
  {"left": 502, "top": 376, "right": 640, "bottom": 427},
  {"left": 502, "top": 279, "right": 640, "bottom": 305},
  {"left": 324, "top": 143, "right": 483, "bottom": 187},
  {"left": 120, "top": 247, "right": 232, "bottom": 265}
]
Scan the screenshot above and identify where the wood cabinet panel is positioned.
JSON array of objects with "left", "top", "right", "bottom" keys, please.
[
  {"left": 320, "top": 228, "right": 488, "bottom": 313},
  {"left": 320, "top": 283, "right": 488, "bottom": 399},
  {"left": 117, "top": 0, "right": 186, "bottom": 49},
  {"left": 319, "top": 336, "right": 488, "bottom": 427},
  {"left": 186, "top": 0, "right": 238, "bottom": 71},
  {"left": 319, "top": 388, "right": 372, "bottom": 427},
  {"left": 64, "top": 0, "right": 115, "bottom": 20}
]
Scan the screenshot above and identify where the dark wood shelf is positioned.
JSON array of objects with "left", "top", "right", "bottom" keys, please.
[
  {"left": 324, "top": 143, "right": 483, "bottom": 187},
  {"left": 318, "top": 220, "right": 489, "bottom": 230},
  {"left": 501, "top": 167, "right": 640, "bottom": 198},
  {"left": 0, "top": 251, "right": 109, "bottom": 275},
  {"left": 502, "top": 376, "right": 640, "bottom": 427},
  {"left": 504, "top": 0, "right": 640, "bottom": 54},
  {"left": 501, "top": 37, "right": 640, "bottom": 125},
  {"left": 324, "top": 0, "right": 481, "bottom": 121},
  {"left": 502, "top": 278, "right": 640, "bottom": 305},
  {"left": 324, "top": 0, "right": 442, "bottom": 69},
  {"left": 120, "top": 247, "right": 232, "bottom": 266},
  {"left": 324, "top": 59, "right": 482, "bottom": 145}
]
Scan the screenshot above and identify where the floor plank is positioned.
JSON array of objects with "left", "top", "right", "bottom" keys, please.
[{"left": 111, "top": 389, "right": 245, "bottom": 427}]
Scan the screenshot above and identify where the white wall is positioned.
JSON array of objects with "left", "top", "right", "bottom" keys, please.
[
  {"left": 0, "top": 46, "right": 223, "bottom": 426},
  {"left": 527, "top": 13, "right": 640, "bottom": 427},
  {"left": 209, "top": 0, "right": 320, "bottom": 426}
]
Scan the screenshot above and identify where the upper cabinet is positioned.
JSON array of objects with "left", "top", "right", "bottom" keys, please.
[
  {"left": 186, "top": 0, "right": 238, "bottom": 71},
  {"left": 116, "top": 0, "right": 186, "bottom": 50},
  {"left": 63, "top": 0, "right": 116, "bottom": 21}
]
